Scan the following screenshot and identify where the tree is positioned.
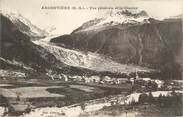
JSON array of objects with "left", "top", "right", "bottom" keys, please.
[
  {"left": 80, "top": 102, "right": 86, "bottom": 111},
  {"left": 148, "top": 92, "right": 155, "bottom": 104},
  {"left": 151, "top": 82, "right": 158, "bottom": 91},
  {"left": 170, "top": 91, "right": 182, "bottom": 107},
  {"left": 0, "top": 95, "right": 9, "bottom": 107},
  {"left": 157, "top": 94, "right": 163, "bottom": 107},
  {"left": 16, "top": 92, "right": 22, "bottom": 101},
  {"left": 130, "top": 97, "right": 137, "bottom": 106},
  {"left": 139, "top": 93, "right": 148, "bottom": 104}
]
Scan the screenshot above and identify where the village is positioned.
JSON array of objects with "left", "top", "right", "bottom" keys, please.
[
  {"left": 0, "top": 69, "right": 183, "bottom": 116},
  {"left": 1, "top": 68, "right": 182, "bottom": 94},
  {"left": 45, "top": 69, "right": 182, "bottom": 93}
]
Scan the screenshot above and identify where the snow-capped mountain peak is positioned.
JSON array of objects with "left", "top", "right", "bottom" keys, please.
[
  {"left": 1, "top": 11, "right": 48, "bottom": 38},
  {"left": 73, "top": 9, "right": 150, "bottom": 33},
  {"left": 113, "top": 9, "right": 148, "bottom": 17}
]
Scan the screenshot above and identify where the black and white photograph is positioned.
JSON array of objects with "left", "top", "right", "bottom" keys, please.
[{"left": 0, "top": 0, "right": 183, "bottom": 116}]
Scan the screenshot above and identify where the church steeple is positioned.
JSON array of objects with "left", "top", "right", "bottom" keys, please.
[{"left": 135, "top": 68, "right": 139, "bottom": 79}]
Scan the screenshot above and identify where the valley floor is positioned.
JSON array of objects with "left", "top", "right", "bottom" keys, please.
[
  {"left": 0, "top": 78, "right": 130, "bottom": 116},
  {"left": 0, "top": 78, "right": 182, "bottom": 117}
]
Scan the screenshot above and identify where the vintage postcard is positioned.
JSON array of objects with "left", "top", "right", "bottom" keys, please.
[{"left": 0, "top": 0, "right": 182, "bottom": 117}]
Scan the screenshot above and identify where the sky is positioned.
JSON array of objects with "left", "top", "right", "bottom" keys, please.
[{"left": 1, "top": 0, "right": 183, "bottom": 35}]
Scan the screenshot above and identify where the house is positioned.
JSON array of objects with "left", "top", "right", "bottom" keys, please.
[
  {"left": 89, "top": 76, "right": 101, "bottom": 83},
  {"left": 135, "top": 78, "right": 152, "bottom": 86},
  {"left": 102, "top": 76, "right": 113, "bottom": 84},
  {"left": 69, "top": 76, "right": 83, "bottom": 82},
  {"left": 62, "top": 74, "right": 68, "bottom": 82},
  {"left": 153, "top": 79, "right": 164, "bottom": 88},
  {"left": 115, "top": 78, "right": 128, "bottom": 84},
  {"left": 130, "top": 78, "right": 135, "bottom": 85},
  {"left": 141, "top": 78, "right": 151, "bottom": 82},
  {"left": 83, "top": 77, "right": 91, "bottom": 83}
]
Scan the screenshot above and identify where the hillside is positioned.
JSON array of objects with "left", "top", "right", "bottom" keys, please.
[
  {"left": 0, "top": 14, "right": 66, "bottom": 73},
  {"left": 2, "top": 12, "right": 48, "bottom": 39},
  {"left": 51, "top": 16, "right": 182, "bottom": 79},
  {"left": 33, "top": 38, "right": 153, "bottom": 74},
  {"left": 1, "top": 14, "right": 151, "bottom": 79}
]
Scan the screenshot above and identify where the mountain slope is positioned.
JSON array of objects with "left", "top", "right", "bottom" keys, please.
[
  {"left": 51, "top": 17, "right": 182, "bottom": 79},
  {"left": 1, "top": 14, "right": 150, "bottom": 78},
  {"left": 72, "top": 10, "right": 149, "bottom": 33},
  {"left": 2, "top": 12, "right": 48, "bottom": 39},
  {"left": 0, "top": 14, "right": 65, "bottom": 73},
  {"left": 33, "top": 38, "right": 153, "bottom": 74}
]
